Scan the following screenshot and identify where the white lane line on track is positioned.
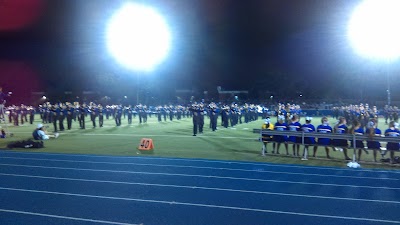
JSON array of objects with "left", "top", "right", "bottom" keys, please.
[
  {"left": 0, "top": 156, "right": 396, "bottom": 181},
  {"left": 2, "top": 151, "right": 398, "bottom": 174},
  {"left": 0, "top": 209, "right": 140, "bottom": 225},
  {"left": 0, "top": 187, "right": 399, "bottom": 224},
  {"left": 0, "top": 172, "right": 398, "bottom": 204},
  {"left": 0, "top": 163, "right": 399, "bottom": 190}
]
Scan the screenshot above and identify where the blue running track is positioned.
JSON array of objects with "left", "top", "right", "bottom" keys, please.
[{"left": 0, "top": 151, "right": 399, "bottom": 225}]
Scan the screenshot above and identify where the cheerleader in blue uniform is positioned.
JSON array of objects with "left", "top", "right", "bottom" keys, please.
[
  {"left": 288, "top": 115, "right": 301, "bottom": 156},
  {"left": 300, "top": 117, "right": 315, "bottom": 160},
  {"left": 273, "top": 115, "right": 288, "bottom": 155},
  {"left": 314, "top": 117, "right": 332, "bottom": 158},
  {"left": 366, "top": 119, "right": 382, "bottom": 162},
  {"left": 349, "top": 120, "right": 366, "bottom": 161},
  {"left": 333, "top": 117, "right": 351, "bottom": 160},
  {"left": 384, "top": 121, "right": 400, "bottom": 164}
]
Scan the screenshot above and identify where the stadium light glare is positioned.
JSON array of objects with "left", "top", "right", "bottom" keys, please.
[
  {"left": 347, "top": 0, "right": 400, "bottom": 61},
  {"left": 105, "top": 3, "right": 172, "bottom": 72}
]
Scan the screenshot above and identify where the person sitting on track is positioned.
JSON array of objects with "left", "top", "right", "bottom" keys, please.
[
  {"left": 32, "top": 123, "right": 59, "bottom": 140},
  {"left": 261, "top": 117, "right": 274, "bottom": 155}
]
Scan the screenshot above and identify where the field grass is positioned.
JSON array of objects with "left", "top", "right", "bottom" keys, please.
[{"left": 0, "top": 115, "right": 399, "bottom": 169}]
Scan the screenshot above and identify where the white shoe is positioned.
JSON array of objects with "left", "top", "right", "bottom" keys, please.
[
  {"left": 335, "top": 147, "right": 343, "bottom": 152},
  {"left": 301, "top": 158, "right": 308, "bottom": 161},
  {"left": 54, "top": 133, "right": 59, "bottom": 138}
]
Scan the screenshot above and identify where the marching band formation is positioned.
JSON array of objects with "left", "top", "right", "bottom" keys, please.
[
  {"left": 2, "top": 102, "right": 275, "bottom": 134},
  {"left": 4, "top": 102, "right": 392, "bottom": 132}
]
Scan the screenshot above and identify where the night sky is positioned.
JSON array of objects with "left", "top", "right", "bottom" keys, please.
[{"left": 1, "top": 0, "right": 399, "bottom": 103}]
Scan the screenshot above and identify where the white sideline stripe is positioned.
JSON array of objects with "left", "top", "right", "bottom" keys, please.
[
  {"left": 1, "top": 156, "right": 396, "bottom": 181},
  {"left": 0, "top": 163, "right": 399, "bottom": 190},
  {"left": 9, "top": 132, "right": 255, "bottom": 140},
  {"left": 0, "top": 172, "right": 398, "bottom": 204},
  {"left": 82, "top": 133, "right": 255, "bottom": 140},
  {"left": 0, "top": 187, "right": 399, "bottom": 224},
  {"left": 0, "top": 209, "right": 139, "bottom": 225},
  {"left": 3, "top": 151, "right": 398, "bottom": 175}
]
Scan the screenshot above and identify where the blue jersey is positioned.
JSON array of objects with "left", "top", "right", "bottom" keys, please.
[
  {"left": 335, "top": 124, "right": 348, "bottom": 134},
  {"left": 367, "top": 128, "right": 382, "bottom": 149},
  {"left": 317, "top": 124, "right": 332, "bottom": 145},
  {"left": 301, "top": 123, "right": 315, "bottom": 132},
  {"left": 351, "top": 127, "right": 365, "bottom": 148},
  {"left": 332, "top": 124, "right": 348, "bottom": 147},
  {"left": 274, "top": 122, "right": 287, "bottom": 142},
  {"left": 274, "top": 122, "right": 287, "bottom": 131},
  {"left": 354, "top": 127, "right": 364, "bottom": 135},
  {"left": 385, "top": 128, "right": 400, "bottom": 150},
  {"left": 385, "top": 128, "right": 400, "bottom": 137},
  {"left": 301, "top": 123, "right": 315, "bottom": 144},
  {"left": 288, "top": 122, "right": 301, "bottom": 142},
  {"left": 288, "top": 122, "right": 301, "bottom": 132}
]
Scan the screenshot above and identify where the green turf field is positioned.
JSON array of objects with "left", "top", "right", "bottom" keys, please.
[{"left": 0, "top": 115, "right": 399, "bottom": 169}]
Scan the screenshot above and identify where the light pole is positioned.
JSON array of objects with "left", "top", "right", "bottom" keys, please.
[
  {"left": 136, "top": 75, "right": 140, "bottom": 104},
  {"left": 387, "top": 70, "right": 391, "bottom": 106}
]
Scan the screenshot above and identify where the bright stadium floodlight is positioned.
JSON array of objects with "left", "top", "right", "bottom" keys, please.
[
  {"left": 347, "top": 0, "right": 400, "bottom": 106},
  {"left": 106, "top": 2, "right": 172, "bottom": 72},
  {"left": 347, "top": 0, "right": 400, "bottom": 61}
]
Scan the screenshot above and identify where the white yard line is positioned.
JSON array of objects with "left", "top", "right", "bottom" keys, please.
[{"left": 8, "top": 132, "right": 255, "bottom": 140}]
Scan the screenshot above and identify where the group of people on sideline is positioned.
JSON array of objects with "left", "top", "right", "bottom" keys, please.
[{"left": 261, "top": 115, "right": 399, "bottom": 164}]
